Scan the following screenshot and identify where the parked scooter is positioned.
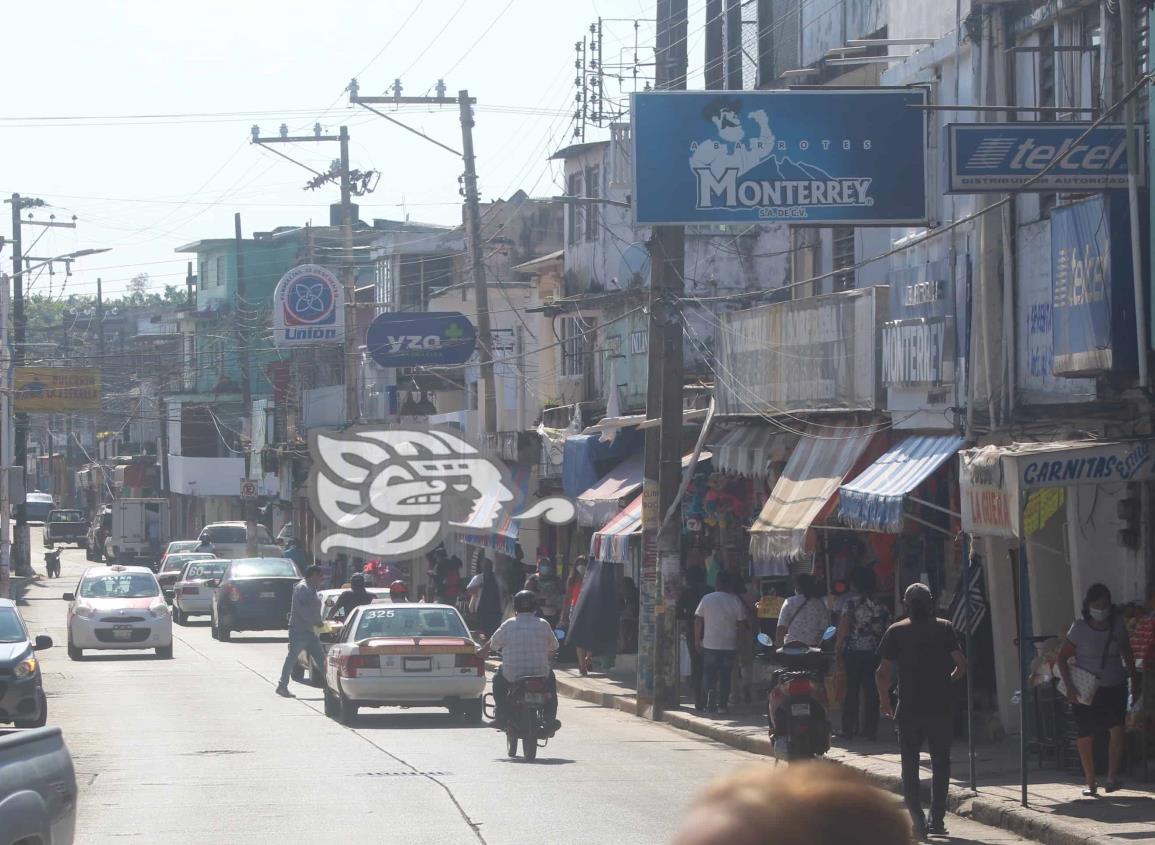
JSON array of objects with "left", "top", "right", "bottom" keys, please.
[
  {"left": 759, "top": 633, "right": 832, "bottom": 761},
  {"left": 43, "top": 549, "right": 61, "bottom": 579}
]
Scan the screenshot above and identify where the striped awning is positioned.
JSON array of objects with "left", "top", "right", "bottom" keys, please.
[
  {"left": 590, "top": 494, "right": 642, "bottom": 563},
  {"left": 749, "top": 423, "right": 875, "bottom": 576},
  {"left": 456, "top": 464, "right": 530, "bottom": 557},
  {"left": 576, "top": 450, "right": 712, "bottom": 528},
  {"left": 838, "top": 434, "right": 965, "bottom": 533},
  {"left": 711, "top": 424, "right": 795, "bottom": 479}
]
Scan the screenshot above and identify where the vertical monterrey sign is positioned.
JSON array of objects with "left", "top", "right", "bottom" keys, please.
[
  {"left": 631, "top": 89, "right": 928, "bottom": 225},
  {"left": 273, "top": 264, "right": 345, "bottom": 348}
]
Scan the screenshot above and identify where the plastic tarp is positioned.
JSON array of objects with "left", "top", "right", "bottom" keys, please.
[
  {"left": 566, "top": 557, "right": 620, "bottom": 655},
  {"left": 749, "top": 423, "right": 874, "bottom": 576},
  {"left": 561, "top": 427, "right": 644, "bottom": 500},
  {"left": 590, "top": 494, "right": 642, "bottom": 563},
  {"left": 576, "top": 453, "right": 644, "bottom": 528},
  {"left": 838, "top": 434, "right": 964, "bottom": 533},
  {"left": 711, "top": 424, "right": 795, "bottom": 479}
]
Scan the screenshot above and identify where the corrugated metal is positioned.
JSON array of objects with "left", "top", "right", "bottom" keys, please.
[{"left": 838, "top": 435, "right": 964, "bottom": 533}]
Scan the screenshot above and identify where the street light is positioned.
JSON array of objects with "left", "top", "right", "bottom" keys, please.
[{"left": 11, "top": 247, "right": 111, "bottom": 278}]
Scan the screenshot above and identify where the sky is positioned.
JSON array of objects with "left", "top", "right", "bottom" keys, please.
[{"left": 1, "top": 0, "right": 726, "bottom": 300}]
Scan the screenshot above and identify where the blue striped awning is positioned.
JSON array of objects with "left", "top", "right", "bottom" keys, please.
[{"left": 838, "top": 434, "right": 965, "bottom": 533}]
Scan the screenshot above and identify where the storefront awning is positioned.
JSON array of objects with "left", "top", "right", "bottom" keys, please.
[
  {"left": 749, "top": 424, "right": 874, "bottom": 576},
  {"left": 838, "top": 434, "right": 965, "bottom": 533},
  {"left": 576, "top": 450, "right": 712, "bottom": 529},
  {"left": 455, "top": 464, "right": 529, "bottom": 557},
  {"left": 590, "top": 494, "right": 642, "bottom": 563},
  {"left": 711, "top": 424, "right": 795, "bottom": 480}
]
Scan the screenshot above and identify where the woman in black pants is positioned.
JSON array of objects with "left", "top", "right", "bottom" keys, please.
[
  {"left": 1057, "top": 583, "right": 1138, "bottom": 795},
  {"left": 835, "top": 566, "right": 890, "bottom": 740}
]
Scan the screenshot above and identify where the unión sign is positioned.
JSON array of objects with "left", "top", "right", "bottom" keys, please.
[
  {"left": 272, "top": 264, "right": 345, "bottom": 348},
  {"left": 366, "top": 312, "right": 477, "bottom": 368}
]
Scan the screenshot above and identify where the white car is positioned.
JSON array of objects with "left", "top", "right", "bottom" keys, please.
[
  {"left": 63, "top": 565, "right": 173, "bottom": 660},
  {"left": 323, "top": 603, "right": 484, "bottom": 724},
  {"left": 171, "top": 559, "right": 230, "bottom": 625},
  {"left": 293, "top": 589, "right": 393, "bottom": 685},
  {"left": 318, "top": 587, "right": 394, "bottom": 619},
  {"left": 197, "top": 522, "right": 283, "bottom": 560}
]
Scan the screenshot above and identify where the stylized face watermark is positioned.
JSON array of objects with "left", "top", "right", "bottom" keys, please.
[{"left": 309, "top": 426, "right": 575, "bottom": 559}]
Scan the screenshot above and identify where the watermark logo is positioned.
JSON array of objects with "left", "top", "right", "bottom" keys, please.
[{"left": 309, "top": 426, "right": 575, "bottom": 559}]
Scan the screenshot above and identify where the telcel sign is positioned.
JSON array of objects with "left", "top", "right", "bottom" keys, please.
[
  {"left": 632, "top": 89, "right": 928, "bottom": 226},
  {"left": 273, "top": 264, "right": 345, "bottom": 348},
  {"left": 945, "top": 123, "right": 1143, "bottom": 192},
  {"left": 366, "top": 312, "right": 478, "bottom": 368}
]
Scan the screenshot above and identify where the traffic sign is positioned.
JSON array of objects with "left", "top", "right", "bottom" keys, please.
[{"left": 240, "top": 480, "right": 258, "bottom": 500}]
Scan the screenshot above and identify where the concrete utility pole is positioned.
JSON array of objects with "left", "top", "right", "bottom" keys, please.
[
  {"left": 235, "top": 213, "right": 258, "bottom": 557},
  {"left": 0, "top": 275, "right": 10, "bottom": 595},
  {"left": 1119, "top": 0, "right": 1149, "bottom": 388},
  {"left": 638, "top": 0, "right": 688, "bottom": 717},
  {"left": 349, "top": 84, "right": 498, "bottom": 435},
  {"left": 7, "top": 196, "right": 27, "bottom": 576}
]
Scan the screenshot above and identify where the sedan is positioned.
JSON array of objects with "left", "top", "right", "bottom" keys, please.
[
  {"left": 63, "top": 565, "right": 173, "bottom": 659},
  {"left": 293, "top": 591, "right": 392, "bottom": 685},
  {"left": 323, "top": 604, "right": 484, "bottom": 724},
  {"left": 209, "top": 558, "right": 300, "bottom": 642},
  {"left": 155, "top": 540, "right": 202, "bottom": 573},
  {"left": 156, "top": 552, "right": 217, "bottom": 602},
  {"left": 0, "top": 598, "right": 53, "bottom": 727},
  {"left": 171, "top": 559, "right": 228, "bottom": 625}
]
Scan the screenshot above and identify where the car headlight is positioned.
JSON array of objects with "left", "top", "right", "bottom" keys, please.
[
  {"left": 149, "top": 602, "right": 170, "bottom": 618},
  {"left": 73, "top": 605, "right": 94, "bottom": 619},
  {"left": 13, "top": 656, "right": 37, "bottom": 679}
]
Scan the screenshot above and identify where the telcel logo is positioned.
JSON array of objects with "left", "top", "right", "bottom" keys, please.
[{"left": 994, "top": 138, "right": 1125, "bottom": 172}]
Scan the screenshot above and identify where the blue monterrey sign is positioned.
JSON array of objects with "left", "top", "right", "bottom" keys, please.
[
  {"left": 631, "top": 89, "right": 928, "bottom": 226},
  {"left": 1050, "top": 194, "right": 1137, "bottom": 376},
  {"left": 946, "top": 123, "right": 1143, "bottom": 192},
  {"left": 366, "top": 312, "right": 477, "bottom": 368}
]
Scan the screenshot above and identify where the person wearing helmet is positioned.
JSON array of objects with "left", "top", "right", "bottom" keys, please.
[
  {"left": 390, "top": 580, "right": 410, "bottom": 602},
  {"left": 479, "top": 590, "right": 560, "bottom": 732},
  {"left": 333, "top": 573, "right": 374, "bottom": 619}
]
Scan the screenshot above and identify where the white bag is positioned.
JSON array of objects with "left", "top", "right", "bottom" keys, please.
[
  {"left": 679, "top": 638, "right": 692, "bottom": 678},
  {"left": 1054, "top": 659, "right": 1100, "bottom": 706}
]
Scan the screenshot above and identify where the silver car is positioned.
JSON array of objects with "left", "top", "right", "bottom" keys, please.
[{"left": 171, "top": 559, "right": 228, "bottom": 625}]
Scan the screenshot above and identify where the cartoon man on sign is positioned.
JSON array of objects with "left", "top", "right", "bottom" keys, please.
[
  {"left": 309, "top": 427, "right": 575, "bottom": 560},
  {"left": 689, "top": 96, "right": 778, "bottom": 179}
]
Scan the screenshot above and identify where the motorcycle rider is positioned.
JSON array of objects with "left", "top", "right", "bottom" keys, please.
[
  {"left": 389, "top": 580, "right": 410, "bottom": 603},
  {"left": 333, "top": 572, "right": 374, "bottom": 619},
  {"left": 479, "top": 590, "right": 560, "bottom": 733}
]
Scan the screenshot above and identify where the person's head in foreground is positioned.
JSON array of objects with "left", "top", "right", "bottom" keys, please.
[{"left": 673, "top": 761, "right": 910, "bottom": 845}]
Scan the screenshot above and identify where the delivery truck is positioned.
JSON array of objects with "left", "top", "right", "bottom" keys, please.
[{"left": 102, "top": 498, "right": 170, "bottom": 568}]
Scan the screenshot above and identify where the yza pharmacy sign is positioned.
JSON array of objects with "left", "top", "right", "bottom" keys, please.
[
  {"left": 273, "top": 264, "right": 345, "bottom": 348},
  {"left": 366, "top": 312, "right": 478, "bottom": 368}
]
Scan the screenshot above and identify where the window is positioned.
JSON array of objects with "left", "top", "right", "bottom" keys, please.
[
  {"left": 0, "top": 607, "right": 28, "bottom": 643},
  {"left": 560, "top": 316, "right": 588, "bottom": 377},
  {"left": 80, "top": 574, "right": 160, "bottom": 599},
  {"left": 1038, "top": 26, "right": 1055, "bottom": 109},
  {"left": 831, "top": 226, "right": 855, "bottom": 292},
  {"left": 215, "top": 256, "right": 226, "bottom": 288},
  {"left": 585, "top": 165, "right": 601, "bottom": 241},
  {"left": 629, "top": 330, "right": 648, "bottom": 355},
  {"left": 229, "top": 559, "right": 298, "bottom": 578},
  {"left": 567, "top": 172, "right": 584, "bottom": 245}
]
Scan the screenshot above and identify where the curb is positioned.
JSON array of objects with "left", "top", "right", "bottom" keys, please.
[{"left": 552, "top": 674, "right": 1106, "bottom": 845}]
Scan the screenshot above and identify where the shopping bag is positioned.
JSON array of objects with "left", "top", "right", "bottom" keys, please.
[
  {"left": 679, "top": 638, "right": 692, "bottom": 678},
  {"left": 1053, "top": 659, "right": 1100, "bottom": 706}
]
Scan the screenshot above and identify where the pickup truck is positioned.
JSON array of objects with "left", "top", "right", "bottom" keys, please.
[
  {"left": 0, "top": 727, "right": 78, "bottom": 845},
  {"left": 43, "top": 510, "right": 88, "bottom": 548},
  {"left": 197, "top": 522, "right": 282, "bottom": 560}
]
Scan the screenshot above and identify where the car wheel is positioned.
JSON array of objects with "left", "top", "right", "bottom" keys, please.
[
  {"left": 459, "top": 697, "right": 484, "bottom": 724},
  {"left": 323, "top": 685, "right": 340, "bottom": 718},
  {"left": 172, "top": 607, "right": 185, "bottom": 626},
  {"left": 156, "top": 644, "right": 174, "bottom": 659},
  {"left": 14, "top": 691, "right": 48, "bottom": 729},
  {"left": 338, "top": 692, "right": 359, "bottom": 725},
  {"left": 67, "top": 637, "right": 82, "bottom": 661}
]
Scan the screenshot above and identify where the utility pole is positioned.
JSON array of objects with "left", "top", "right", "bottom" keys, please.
[
  {"left": 0, "top": 274, "right": 10, "bottom": 596},
  {"left": 458, "top": 90, "right": 497, "bottom": 435},
  {"left": 349, "top": 83, "right": 497, "bottom": 435},
  {"left": 96, "top": 277, "right": 105, "bottom": 360},
  {"left": 638, "top": 0, "right": 688, "bottom": 717},
  {"left": 235, "top": 213, "right": 258, "bottom": 556},
  {"left": 7, "top": 196, "right": 26, "bottom": 576},
  {"left": 1119, "top": 0, "right": 1148, "bottom": 388}
]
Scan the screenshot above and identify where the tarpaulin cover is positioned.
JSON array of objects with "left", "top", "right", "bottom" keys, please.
[
  {"left": 566, "top": 557, "right": 620, "bottom": 655},
  {"left": 749, "top": 423, "right": 874, "bottom": 576},
  {"left": 838, "top": 434, "right": 964, "bottom": 532},
  {"left": 561, "top": 428, "right": 644, "bottom": 499},
  {"left": 590, "top": 494, "right": 642, "bottom": 563}
]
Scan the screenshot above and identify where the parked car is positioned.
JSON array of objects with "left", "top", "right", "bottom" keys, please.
[
  {"left": 0, "top": 726, "right": 77, "bottom": 845},
  {"left": 63, "top": 565, "right": 173, "bottom": 660},
  {"left": 43, "top": 509, "right": 87, "bottom": 548},
  {"left": 0, "top": 599, "right": 53, "bottom": 728},
  {"left": 156, "top": 552, "right": 217, "bottom": 602},
  {"left": 171, "top": 559, "right": 229, "bottom": 625},
  {"left": 85, "top": 506, "right": 112, "bottom": 561},
  {"left": 23, "top": 492, "right": 55, "bottom": 523},
  {"left": 209, "top": 557, "right": 301, "bottom": 641},
  {"left": 155, "top": 540, "right": 201, "bottom": 573},
  {"left": 322, "top": 603, "right": 484, "bottom": 724},
  {"left": 102, "top": 499, "right": 169, "bottom": 566},
  {"left": 198, "top": 522, "right": 282, "bottom": 560},
  {"left": 293, "top": 589, "right": 392, "bottom": 685}
]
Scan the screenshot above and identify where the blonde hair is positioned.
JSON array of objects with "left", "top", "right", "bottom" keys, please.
[{"left": 675, "top": 762, "right": 910, "bottom": 845}]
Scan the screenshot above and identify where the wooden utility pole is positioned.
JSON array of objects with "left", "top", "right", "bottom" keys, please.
[
  {"left": 638, "top": 0, "right": 688, "bottom": 717},
  {"left": 338, "top": 126, "right": 359, "bottom": 425},
  {"left": 234, "top": 213, "right": 258, "bottom": 557}
]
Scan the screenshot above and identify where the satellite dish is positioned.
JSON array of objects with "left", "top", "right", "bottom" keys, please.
[{"left": 617, "top": 242, "right": 651, "bottom": 289}]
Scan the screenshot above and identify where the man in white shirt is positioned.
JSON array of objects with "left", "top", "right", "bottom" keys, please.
[
  {"left": 694, "top": 571, "right": 748, "bottom": 713},
  {"left": 479, "top": 590, "right": 560, "bottom": 732}
]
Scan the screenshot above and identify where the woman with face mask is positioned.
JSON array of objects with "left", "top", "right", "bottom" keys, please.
[{"left": 1056, "top": 583, "right": 1138, "bottom": 795}]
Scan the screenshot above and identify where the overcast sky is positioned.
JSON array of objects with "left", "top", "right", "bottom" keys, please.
[{"left": 1, "top": 0, "right": 723, "bottom": 299}]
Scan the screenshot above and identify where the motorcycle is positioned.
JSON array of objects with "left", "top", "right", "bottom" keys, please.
[
  {"left": 759, "top": 634, "right": 832, "bottom": 762},
  {"left": 44, "top": 549, "right": 62, "bottom": 579},
  {"left": 484, "top": 632, "right": 563, "bottom": 762}
]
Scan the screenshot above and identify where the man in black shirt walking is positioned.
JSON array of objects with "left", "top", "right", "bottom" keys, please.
[{"left": 876, "top": 583, "right": 966, "bottom": 838}]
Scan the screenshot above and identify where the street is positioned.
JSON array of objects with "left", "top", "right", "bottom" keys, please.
[{"left": 13, "top": 537, "right": 1037, "bottom": 845}]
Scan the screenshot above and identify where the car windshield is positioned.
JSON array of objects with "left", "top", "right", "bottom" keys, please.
[
  {"left": 79, "top": 573, "right": 160, "bottom": 599},
  {"left": 201, "top": 525, "right": 272, "bottom": 544},
  {"left": 0, "top": 607, "right": 27, "bottom": 643},
  {"left": 28, "top": 493, "right": 53, "bottom": 504},
  {"left": 352, "top": 607, "right": 468, "bottom": 640},
  {"left": 49, "top": 510, "right": 84, "bottom": 522},
  {"left": 230, "top": 559, "right": 297, "bottom": 578},
  {"left": 183, "top": 562, "right": 227, "bottom": 581},
  {"left": 162, "top": 553, "right": 214, "bottom": 572},
  {"left": 167, "top": 541, "right": 199, "bottom": 554}
]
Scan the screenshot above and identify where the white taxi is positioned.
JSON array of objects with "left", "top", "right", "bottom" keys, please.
[
  {"left": 323, "top": 603, "right": 484, "bottom": 724},
  {"left": 171, "top": 558, "right": 229, "bottom": 625},
  {"left": 63, "top": 565, "right": 173, "bottom": 660}
]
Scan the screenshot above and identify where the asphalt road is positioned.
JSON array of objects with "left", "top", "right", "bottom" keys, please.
[{"left": 15, "top": 536, "right": 1033, "bottom": 845}]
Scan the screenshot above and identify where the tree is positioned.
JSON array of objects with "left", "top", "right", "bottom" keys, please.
[{"left": 128, "top": 273, "right": 150, "bottom": 304}]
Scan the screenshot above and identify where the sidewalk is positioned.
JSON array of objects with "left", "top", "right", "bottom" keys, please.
[{"left": 552, "top": 666, "right": 1155, "bottom": 845}]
